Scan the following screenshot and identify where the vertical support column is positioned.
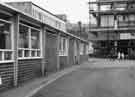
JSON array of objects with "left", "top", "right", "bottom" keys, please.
[
  {"left": 13, "top": 14, "right": 19, "bottom": 86},
  {"left": 84, "top": 43, "right": 86, "bottom": 56},
  {"left": 41, "top": 25, "right": 46, "bottom": 76},
  {"left": 114, "top": 41, "right": 117, "bottom": 56},
  {"left": 74, "top": 39, "right": 77, "bottom": 64},
  {"left": 77, "top": 40, "right": 80, "bottom": 64},
  {"left": 56, "top": 33, "right": 60, "bottom": 70},
  {"left": 128, "top": 40, "right": 131, "bottom": 58},
  {"left": 97, "top": 3, "right": 100, "bottom": 27},
  {"left": 67, "top": 36, "right": 70, "bottom": 66},
  {"left": 29, "top": 28, "right": 31, "bottom": 57}
]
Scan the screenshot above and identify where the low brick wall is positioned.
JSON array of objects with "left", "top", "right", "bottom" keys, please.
[
  {"left": 0, "top": 63, "right": 14, "bottom": 92},
  {"left": 18, "top": 59, "right": 42, "bottom": 84}
]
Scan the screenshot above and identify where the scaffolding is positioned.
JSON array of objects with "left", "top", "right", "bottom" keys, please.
[{"left": 88, "top": 0, "right": 135, "bottom": 59}]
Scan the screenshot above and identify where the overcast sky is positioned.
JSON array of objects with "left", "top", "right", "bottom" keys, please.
[{"left": 1, "top": 0, "right": 90, "bottom": 24}]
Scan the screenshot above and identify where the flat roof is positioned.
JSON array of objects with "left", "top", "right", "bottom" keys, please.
[
  {"left": 0, "top": 2, "right": 88, "bottom": 43},
  {"left": 6, "top": 1, "right": 65, "bottom": 22}
]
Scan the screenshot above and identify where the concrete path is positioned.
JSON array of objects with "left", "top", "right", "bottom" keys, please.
[
  {"left": 31, "top": 59, "right": 135, "bottom": 97},
  {"left": 1, "top": 58, "right": 135, "bottom": 97},
  {"left": 1, "top": 65, "right": 80, "bottom": 97}
]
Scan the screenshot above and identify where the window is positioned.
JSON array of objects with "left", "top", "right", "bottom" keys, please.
[
  {"left": 19, "top": 24, "right": 29, "bottom": 48},
  {"left": 31, "top": 29, "right": 40, "bottom": 49},
  {"left": 101, "top": 15, "right": 114, "bottom": 27},
  {"left": 59, "top": 37, "right": 68, "bottom": 56},
  {"left": 100, "top": 5, "right": 111, "bottom": 11},
  {"left": 128, "top": 4, "right": 135, "bottom": 9},
  {"left": 113, "top": 3, "right": 127, "bottom": 10},
  {"left": 117, "top": 15, "right": 135, "bottom": 27},
  {"left": 129, "top": 15, "right": 135, "bottom": 21},
  {"left": 0, "top": 19, "right": 13, "bottom": 61},
  {"left": 18, "top": 23, "right": 41, "bottom": 58}
]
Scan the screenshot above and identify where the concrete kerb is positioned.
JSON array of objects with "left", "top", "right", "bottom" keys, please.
[{"left": 25, "top": 65, "right": 81, "bottom": 97}]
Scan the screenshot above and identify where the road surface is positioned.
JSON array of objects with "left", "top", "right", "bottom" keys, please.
[{"left": 32, "top": 60, "right": 135, "bottom": 97}]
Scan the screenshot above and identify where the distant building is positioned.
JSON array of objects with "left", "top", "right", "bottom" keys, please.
[
  {"left": 66, "top": 21, "right": 89, "bottom": 39},
  {"left": 89, "top": 0, "right": 135, "bottom": 58},
  {"left": 56, "top": 14, "right": 67, "bottom": 22}
]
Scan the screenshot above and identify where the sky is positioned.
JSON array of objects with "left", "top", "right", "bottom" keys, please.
[{"left": 0, "top": 0, "right": 90, "bottom": 24}]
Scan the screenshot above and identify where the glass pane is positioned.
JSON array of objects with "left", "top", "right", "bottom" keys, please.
[
  {"left": 0, "top": 51, "right": 2, "bottom": 60},
  {"left": 100, "top": 5, "right": 111, "bottom": 11},
  {"left": 31, "top": 29, "right": 40, "bottom": 49},
  {"left": 5, "top": 51, "right": 12, "bottom": 60},
  {"left": 24, "top": 50, "right": 29, "bottom": 57},
  {"left": 31, "top": 50, "right": 35, "bottom": 57},
  {"left": 63, "top": 38, "right": 66, "bottom": 51},
  {"left": 18, "top": 49, "right": 23, "bottom": 57},
  {"left": 37, "top": 51, "right": 40, "bottom": 57},
  {"left": 19, "top": 24, "right": 29, "bottom": 48},
  {"left": 59, "top": 38, "right": 62, "bottom": 51},
  {"left": 113, "top": 3, "right": 126, "bottom": 10},
  {"left": 0, "top": 21, "right": 11, "bottom": 49}
]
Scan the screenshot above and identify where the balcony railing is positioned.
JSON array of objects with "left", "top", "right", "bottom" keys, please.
[
  {"left": 90, "top": 21, "right": 135, "bottom": 29},
  {"left": 18, "top": 48, "right": 41, "bottom": 59},
  {"left": 0, "top": 49, "right": 14, "bottom": 62}
]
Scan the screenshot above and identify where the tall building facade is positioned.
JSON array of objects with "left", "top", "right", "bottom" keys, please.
[{"left": 89, "top": 0, "right": 135, "bottom": 58}]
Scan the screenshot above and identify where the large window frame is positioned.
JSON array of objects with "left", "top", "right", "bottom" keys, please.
[
  {"left": 0, "top": 19, "right": 14, "bottom": 63},
  {"left": 59, "top": 37, "right": 69, "bottom": 56},
  {"left": 100, "top": 15, "right": 114, "bottom": 27},
  {"left": 18, "top": 23, "right": 42, "bottom": 59}
]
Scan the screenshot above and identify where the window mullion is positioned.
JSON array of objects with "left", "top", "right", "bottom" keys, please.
[
  {"left": 40, "top": 30, "right": 42, "bottom": 57},
  {"left": 29, "top": 28, "right": 32, "bottom": 57},
  {"left": 2, "top": 51, "right": 5, "bottom": 61},
  {"left": 62, "top": 38, "right": 64, "bottom": 55},
  {"left": 11, "top": 22, "right": 14, "bottom": 60}
]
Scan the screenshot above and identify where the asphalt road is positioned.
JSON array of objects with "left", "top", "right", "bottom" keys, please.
[{"left": 32, "top": 60, "right": 135, "bottom": 97}]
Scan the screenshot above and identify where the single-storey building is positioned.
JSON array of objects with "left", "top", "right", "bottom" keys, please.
[{"left": 0, "top": 1, "right": 89, "bottom": 92}]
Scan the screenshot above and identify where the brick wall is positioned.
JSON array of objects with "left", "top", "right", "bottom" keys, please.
[
  {"left": 18, "top": 59, "right": 42, "bottom": 84},
  {"left": 0, "top": 63, "right": 14, "bottom": 92}
]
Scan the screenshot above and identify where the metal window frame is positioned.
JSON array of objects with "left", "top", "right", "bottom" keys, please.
[
  {"left": 18, "top": 23, "right": 42, "bottom": 59},
  {"left": 0, "top": 19, "right": 14, "bottom": 63}
]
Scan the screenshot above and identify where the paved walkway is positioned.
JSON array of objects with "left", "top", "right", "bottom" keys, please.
[
  {"left": 1, "top": 58, "right": 135, "bottom": 97},
  {"left": 1, "top": 65, "right": 80, "bottom": 97},
  {"left": 88, "top": 58, "right": 135, "bottom": 68},
  {"left": 31, "top": 59, "right": 135, "bottom": 97}
]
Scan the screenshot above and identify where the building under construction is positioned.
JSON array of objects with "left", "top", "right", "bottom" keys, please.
[{"left": 89, "top": 0, "right": 135, "bottom": 59}]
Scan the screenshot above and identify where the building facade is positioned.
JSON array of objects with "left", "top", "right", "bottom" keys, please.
[
  {"left": 89, "top": 0, "right": 135, "bottom": 58},
  {"left": 0, "top": 2, "right": 89, "bottom": 91}
]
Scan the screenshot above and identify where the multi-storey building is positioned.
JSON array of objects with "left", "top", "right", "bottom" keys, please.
[{"left": 89, "top": 0, "right": 135, "bottom": 58}]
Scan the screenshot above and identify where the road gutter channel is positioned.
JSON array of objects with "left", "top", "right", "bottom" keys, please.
[{"left": 25, "top": 65, "right": 80, "bottom": 97}]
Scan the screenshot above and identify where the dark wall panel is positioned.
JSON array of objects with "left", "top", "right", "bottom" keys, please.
[{"left": 0, "top": 63, "right": 14, "bottom": 92}]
